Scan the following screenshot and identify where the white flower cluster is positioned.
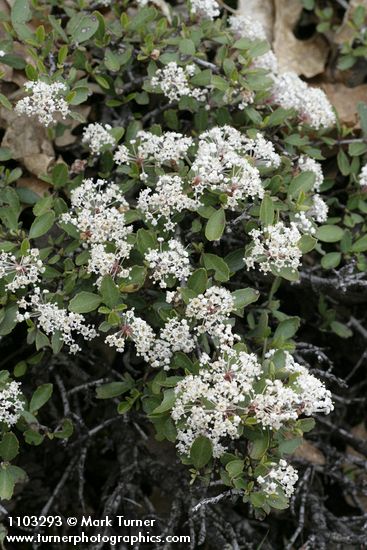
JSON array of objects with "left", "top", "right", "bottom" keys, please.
[
  {"left": 359, "top": 163, "right": 367, "bottom": 188},
  {"left": 149, "top": 318, "right": 195, "bottom": 370},
  {"left": 61, "top": 179, "right": 132, "bottom": 282},
  {"left": 190, "top": 0, "right": 220, "bottom": 20},
  {"left": 298, "top": 155, "right": 324, "bottom": 192},
  {"left": 186, "top": 286, "right": 238, "bottom": 346},
  {"left": 17, "top": 290, "right": 97, "bottom": 354},
  {"left": 310, "top": 194, "right": 329, "bottom": 223},
  {"left": 229, "top": 15, "right": 267, "bottom": 41},
  {"left": 253, "top": 50, "right": 278, "bottom": 73},
  {"left": 192, "top": 126, "right": 265, "bottom": 207},
  {"left": 294, "top": 211, "right": 316, "bottom": 235},
  {"left": 114, "top": 131, "right": 193, "bottom": 176},
  {"left": 172, "top": 350, "right": 262, "bottom": 456},
  {"left": 272, "top": 72, "right": 336, "bottom": 130},
  {"left": 245, "top": 222, "right": 302, "bottom": 273},
  {"left": 0, "top": 249, "right": 44, "bottom": 292},
  {"left": 15, "top": 80, "right": 70, "bottom": 126},
  {"left": 257, "top": 460, "right": 298, "bottom": 498},
  {"left": 106, "top": 311, "right": 195, "bottom": 369},
  {"left": 229, "top": 15, "right": 278, "bottom": 74},
  {"left": 136, "top": 131, "right": 193, "bottom": 165},
  {"left": 243, "top": 133, "right": 281, "bottom": 168},
  {"left": 253, "top": 351, "right": 333, "bottom": 429},
  {"left": 82, "top": 123, "right": 116, "bottom": 155},
  {"left": 137, "top": 175, "right": 199, "bottom": 231},
  {"left": 87, "top": 244, "right": 130, "bottom": 287},
  {"left": 145, "top": 239, "right": 191, "bottom": 288},
  {"left": 0, "top": 379, "right": 23, "bottom": 426},
  {"left": 151, "top": 62, "right": 206, "bottom": 103},
  {"left": 105, "top": 309, "right": 155, "bottom": 357}
]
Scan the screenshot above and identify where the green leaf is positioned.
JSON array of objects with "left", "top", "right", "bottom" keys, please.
[
  {"left": 231, "top": 288, "right": 259, "bottom": 310},
  {"left": 270, "top": 266, "right": 299, "bottom": 282},
  {"left": 287, "top": 172, "right": 315, "bottom": 198},
  {"left": 278, "top": 437, "right": 302, "bottom": 454},
  {"left": 0, "top": 468, "right": 15, "bottom": 500},
  {"left": 29, "top": 211, "right": 55, "bottom": 239},
  {"left": 128, "top": 6, "right": 157, "bottom": 31},
  {"left": 352, "top": 234, "right": 367, "bottom": 253},
  {"left": 298, "top": 234, "right": 317, "bottom": 253},
  {"left": 0, "top": 94, "right": 13, "bottom": 111},
  {"left": 100, "top": 275, "right": 120, "bottom": 308},
  {"left": 316, "top": 225, "right": 344, "bottom": 243},
  {"left": 67, "top": 13, "right": 99, "bottom": 43},
  {"left": 358, "top": 102, "right": 367, "bottom": 137},
  {"left": 151, "top": 389, "right": 176, "bottom": 414},
  {"left": 52, "top": 163, "right": 68, "bottom": 187},
  {"left": 205, "top": 208, "right": 225, "bottom": 241},
  {"left": 96, "top": 379, "right": 133, "bottom": 399},
  {"left": 249, "top": 430, "right": 269, "bottom": 459},
  {"left": 321, "top": 252, "right": 341, "bottom": 269},
  {"left": 0, "top": 433, "right": 19, "bottom": 461},
  {"left": 202, "top": 253, "right": 230, "bottom": 282},
  {"left": 190, "top": 436, "right": 212, "bottom": 469},
  {"left": 136, "top": 228, "right": 157, "bottom": 255},
  {"left": 225, "top": 459, "right": 244, "bottom": 479},
  {"left": 69, "top": 291, "right": 102, "bottom": 314},
  {"left": 274, "top": 317, "right": 300, "bottom": 341},
  {"left": 331, "top": 321, "right": 353, "bottom": 339},
  {"left": 337, "top": 150, "right": 350, "bottom": 176},
  {"left": 260, "top": 195, "right": 274, "bottom": 226},
  {"left": 348, "top": 142, "right": 367, "bottom": 156},
  {"left": 11, "top": 0, "right": 31, "bottom": 25},
  {"left": 187, "top": 268, "right": 207, "bottom": 295},
  {"left": 179, "top": 38, "right": 195, "bottom": 55},
  {"left": 297, "top": 418, "right": 315, "bottom": 433},
  {"left": 29, "top": 383, "right": 53, "bottom": 413}
]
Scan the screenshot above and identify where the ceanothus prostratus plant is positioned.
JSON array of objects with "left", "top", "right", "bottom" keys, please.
[{"left": 2, "top": 0, "right": 365, "bottom": 516}]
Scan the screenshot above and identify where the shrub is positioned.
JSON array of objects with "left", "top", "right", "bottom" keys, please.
[{"left": 0, "top": 0, "right": 366, "bottom": 538}]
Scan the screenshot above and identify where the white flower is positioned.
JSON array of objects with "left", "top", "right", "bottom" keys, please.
[
  {"left": 61, "top": 178, "right": 132, "bottom": 251},
  {"left": 151, "top": 62, "right": 207, "bottom": 103},
  {"left": 294, "top": 211, "right": 315, "bottom": 235},
  {"left": 87, "top": 244, "right": 130, "bottom": 286},
  {"left": 171, "top": 349, "right": 262, "bottom": 457},
  {"left": 253, "top": 50, "right": 278, "bottom": 74},
  {"left": 245, "top": 222, "right": 302, "bottom": 274},
  {"left": 186, "top": 286, "right": 238, "bottom": 346},
  {"left": 114, "top": 144, "right": 130, "bottom": 165},
  {"left": 190, "top": 0, "right": 220, "bottom": 19},
  {"left": 17, "top": 289, "right": 97, "bottom": 354},
  {"left": 82, "top": 123, "right": 116, "bottom": 155},
  {"left": 271, "top": 72, "right": 336, "bottom": 129},
  {"left": 105, "top": 309, "right": 155, "bottom": 360},
  {"left": 136, "top": 131, "right": 193, "bottom": 165},
  {"left": 253, "top": 351, "right": 333, "bottom": 429},
  {"left": 0, "top": 249, "right": 44, "bottom": 292},
  {"left": 243, "top": 132, "right": 281, "bottom": 168},
  {"left": 145, "top": 239, "right": 191, "bottom": 288},
  {"left": 148, "top": 318, "right": 196, "bottom": 370},
  {"left": 229, "top": 15, "right": 267, "bottom": 41},
  {"left": 15, "top": 80, "right": 69, "bottom": 126},
  {"left": 114, "top": 131, "right": 193, "bottom": 176},
  {"left": 310, "top": 194, "right": 329, "bottom": 223},
  {"left": 359, "top": 164, "right": 367, "bottom": 187},
  {"left": 298, "top": 155, "right": 324, "bottom": 192},
  {"left": 257, "top": 460, "right": 298, "bottom": 498},
  {"left": 192, "top": 126, "right": 264, "bottom": 207},
  {"left": 0, "top": 379, "right": 23, "bottom": 426},
  {"left": 0, "top": 50, "right": 5, "bottom": 57},
  {"left": 137, "top": 174, "right": 199, "bottom": 231}
]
